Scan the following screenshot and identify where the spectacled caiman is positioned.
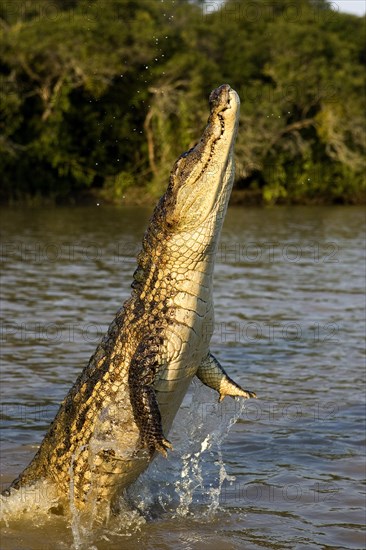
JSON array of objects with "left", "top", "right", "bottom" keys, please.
[{"left": 3, "top": 84, "right": 256, "bottom": 517}]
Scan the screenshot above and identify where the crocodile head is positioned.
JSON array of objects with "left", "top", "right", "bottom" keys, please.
[
  {"left": 136, "top": 84, "right": 240, "bottom": 282},
  {"left": 161, "top": 83, "right": 240, "bottom": 231}
]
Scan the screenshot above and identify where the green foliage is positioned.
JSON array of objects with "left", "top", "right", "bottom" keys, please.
[
  {"left": 102, "top": 170, "right": 136, "bottom": 202},
  {"left": 0, "top": 0, "right": 364, "bottom": 204}
]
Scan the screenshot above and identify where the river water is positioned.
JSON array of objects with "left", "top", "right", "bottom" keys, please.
[{"left": 0, "top": 205, "right": 365, "bottom": 549}]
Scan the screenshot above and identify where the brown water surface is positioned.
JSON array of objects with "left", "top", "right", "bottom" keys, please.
[{"left": 0, "top": 205, "right": 365, "bottom": 549}]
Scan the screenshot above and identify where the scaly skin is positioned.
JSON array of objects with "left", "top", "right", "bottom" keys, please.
[{"left": 3, "top": 84, "right": 256, "bottom": 516}]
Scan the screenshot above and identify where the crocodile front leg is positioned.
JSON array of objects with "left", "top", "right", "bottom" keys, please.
[
  {"left": 128, "top": 337, "right": 173, "bottom": 458},
  {"left": 197, "top": 353, "right": 256, "bottom": 402}
]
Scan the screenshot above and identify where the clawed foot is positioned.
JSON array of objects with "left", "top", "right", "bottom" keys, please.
[
  {"left": 219, "top": 388, "right": 257, "bottom": 402},
  {"left": 143, "top": 433, "right": 173, "bottom": 458},
  {"left": 152, "top": 436, "right": 173, "bottom": 458}
]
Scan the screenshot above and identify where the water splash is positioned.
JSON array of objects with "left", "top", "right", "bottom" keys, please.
[
  {"left": 0, "top": 480, "right": 59, "bottom": 526},
  {"left": 1, "top": 383, "right": 247, "bottom": 548},
  {"left": 68, "top": 501, "right": 145, "bottom": 550},
  {"left": 173, "top": 382, "right": 245, "bottom": 518},
  {"left": 127, "top": 381, "right": 247, "bottom": 520}
]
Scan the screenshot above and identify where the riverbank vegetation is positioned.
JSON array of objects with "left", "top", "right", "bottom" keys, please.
[{"left": 0, "top": 0, "right": 365, "bottom": 205}]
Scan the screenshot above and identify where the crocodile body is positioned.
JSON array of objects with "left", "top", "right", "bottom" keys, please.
[{"left": 4, "top": 84, "right": 256, "bottom": 516}]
